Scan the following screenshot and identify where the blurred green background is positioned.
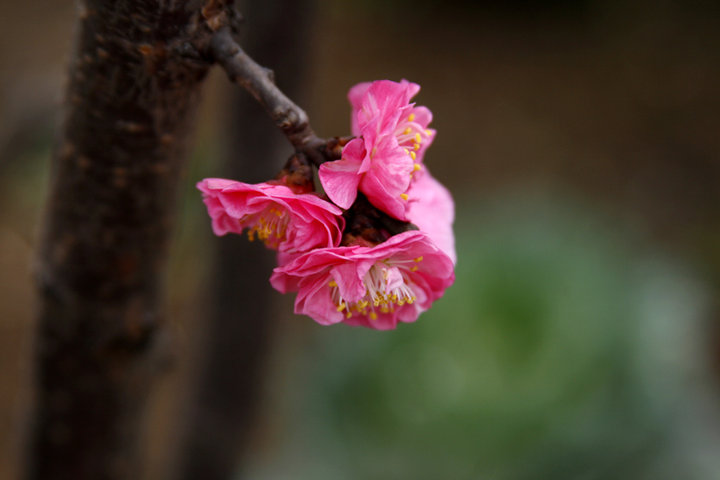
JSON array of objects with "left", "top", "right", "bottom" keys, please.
[
  {"left": 1, "top": 0, "right": 719, "bottom": 479},
  {"left": 246, "top": 201, "right": 716, "bottom": 479}
]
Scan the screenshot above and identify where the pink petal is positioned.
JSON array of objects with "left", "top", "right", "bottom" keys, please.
[
  {"left": 359, "top": 142, "right": 413, "bottom": 220},
  {"left": 348, "top": 82, "right": 372, "bottom": 111},
  {"left": 383, "top": 267, "right": 404, "bottom": 293},
  {"left": 294, "top": 277, "right": 343, "bottom": 325},
  {"left": 198, "top": 178, "right": 344, "bottom": 253},
  {"left": 270, "top": 230, "right": 455, "bottom": 330},
  {"left": 318, "top": 160, "right": 361, "bottom": 210},
  {"left": 348, "top": 81, "right": 372, "bottom": 135},
  {"left": 399, "top": 79, "right": 421, "bottom": 101},
  {"left": 407, "top": 171, "right": 456, "bottom": 264},
  {"left": 330, "top": 261, "right": 371, "bottom": 302},
  {"left": 411, "top": 105, "right": 433, "bottom": 127},
  {"left": 318, "top": 138, "right": 365, "bottom": 209}
]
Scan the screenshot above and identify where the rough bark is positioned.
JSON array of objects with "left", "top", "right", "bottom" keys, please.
[
  {"left": 170, "top": 2, "right": 315, "bottom": 478},
  {"left": 27, "top": 1, "right": 217, "bottom": 479}
]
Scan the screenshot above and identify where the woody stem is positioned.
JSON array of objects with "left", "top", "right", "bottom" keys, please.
[{"left": 209, "top": 27, "right": 331, "bottom": 166}]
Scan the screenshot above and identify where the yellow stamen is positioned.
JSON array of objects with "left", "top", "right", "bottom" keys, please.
[
  {"left": 408, "top": 113, "right": 415, "bottom": 122},
  {"left": 328, "top": 280, "right": 337, "bottom": 287},
  {"left": 414, "top": 256, "right": 423, "bottom": 262},
  {"left": 411, "top": 265, "right": 419, "bottom": 272},
  {"left": 331, "top": 264, "right": 418, "bottom": 323},
  {"left": 413, "top": 163, "right": 421, "bottom": 171},
  {"left": 414, "top": 143, "right": 420, "bottom": 151},
  {"left": 415, "top": 133, "right": 422, "bottom": 144},
  {"left": 425, "top": 129, "right": 432, "bottom": 136},
  {"left": 400, "top": 193, "right": 409, "bottom": 201},
  {"left": 404, "top": 127, "right": 412, "bottom": 135},
  {"left": 410, "top": 151, "right": 416, "bottom": 160}
]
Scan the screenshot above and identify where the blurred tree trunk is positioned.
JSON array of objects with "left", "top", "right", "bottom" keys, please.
[
  {"left": 169, "top": 1, "right": 315, "bottom": 479},
  {"left": 27, "top": 1, "right": 214, "bottom": 479}
]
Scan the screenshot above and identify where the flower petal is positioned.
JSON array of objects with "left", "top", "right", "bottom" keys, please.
[
  {"left": 318, "top": 150, "right": 362, "bottom": 209},
  {"left": 407, "top": 169, "right": 456, "bottom": 264}
]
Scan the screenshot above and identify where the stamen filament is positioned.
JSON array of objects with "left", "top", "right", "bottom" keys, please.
[{"left": 328, "top": 262, "right": 418, "bottom": 321}]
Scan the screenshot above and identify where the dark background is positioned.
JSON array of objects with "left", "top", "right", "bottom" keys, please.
[{"left": 1, "top": 0, "right": 719, "bottom": 478}]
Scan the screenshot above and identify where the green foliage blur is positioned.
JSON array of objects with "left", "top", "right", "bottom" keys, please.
[{"left": 247, "top": 198, "right": 715, "bottom": 480}]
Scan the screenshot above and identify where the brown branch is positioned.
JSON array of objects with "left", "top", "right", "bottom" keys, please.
[
  {"left": 209, "top": 24, "right": 418, "bottom": 241},
  {"left": 209, "top": 27, "right": 333, "bottom": 165}
]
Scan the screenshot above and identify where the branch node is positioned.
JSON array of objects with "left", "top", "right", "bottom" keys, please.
[{"left": 263, "top": 67, "right": 276, "bottom": 83}]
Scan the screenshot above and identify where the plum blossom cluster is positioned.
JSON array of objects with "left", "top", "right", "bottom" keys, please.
[{"left": 198, "top": 80, "right": 455, "bottom": 330}]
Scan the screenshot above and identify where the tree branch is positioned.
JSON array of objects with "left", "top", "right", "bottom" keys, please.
[{"left": 209, "top": 27, "right": 333, "bottom": 165}]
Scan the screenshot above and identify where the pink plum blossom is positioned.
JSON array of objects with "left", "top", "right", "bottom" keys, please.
[
  {"left": 319, "top": 79, "right": 436, "bottom": 220},
  {"left": 197, "top": 178, "right": 344, "bottom": 253},
  {"left": 270, "top": 231, "right": 455, "bottom": 330},
  {"left": 406, "top": 169, "right": 456, "bottom": 264},
  {"left": 348, "top": 79, "right": 436, "bottom": 163}
]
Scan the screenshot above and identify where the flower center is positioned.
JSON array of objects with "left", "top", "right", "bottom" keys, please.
[
  {"left": 394, "top": 113, "right": 427, "bottom": 155},
  {"left": 246, "top": 206, "right": 290, "bottom": 248},
  {"left": 394, "top": 113, "right": 430, "bottom": 201},
  {"left": 329, "top": 259, "right": 422, "bottom": 321}
]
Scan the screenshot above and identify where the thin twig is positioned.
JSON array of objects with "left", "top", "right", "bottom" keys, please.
[{"left": 209, "top": 27, "right": 330, "bottom": 165}]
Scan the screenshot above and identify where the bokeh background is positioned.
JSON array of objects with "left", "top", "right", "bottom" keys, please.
[{"left": 1, "top": 0, "right": 720, "bottom": 479}]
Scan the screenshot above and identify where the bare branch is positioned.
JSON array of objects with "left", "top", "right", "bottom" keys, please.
[{"left": 209, "top": 27, "right": 331, "bottom": 165}]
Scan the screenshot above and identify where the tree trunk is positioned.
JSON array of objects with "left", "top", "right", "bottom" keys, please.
[{"left": 27, "top": 1, "right": 214, "bottom": 479}]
